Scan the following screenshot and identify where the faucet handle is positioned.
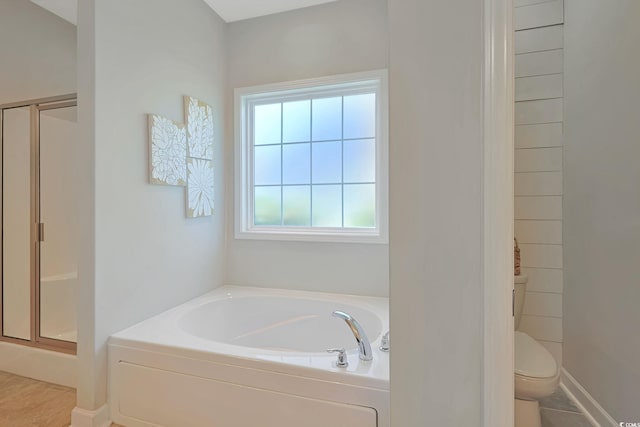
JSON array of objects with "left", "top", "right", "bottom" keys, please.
[
  {"left": 327, "top": 348, "right": 349, "bottom": 368},
  {"left": 380, "top": 331, "right": 390, "bottom": 352}
]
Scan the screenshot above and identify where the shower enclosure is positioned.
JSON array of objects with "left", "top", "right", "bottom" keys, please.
[{"left": 0, "top": 94, "right": 77, "bottom": 353}]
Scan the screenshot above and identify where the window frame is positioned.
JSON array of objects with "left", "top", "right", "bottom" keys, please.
[{"left": 234, "top": 70, "right": 388, "bottom": 244}]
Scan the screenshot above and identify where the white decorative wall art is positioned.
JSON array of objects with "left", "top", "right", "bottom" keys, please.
[
  {"left": 148, "top": 96, "right": 215, "bottom": 218},
  {"left": 148, "top": 114, "right": 187, "bottom": 186},
  {"left": 185, "top": 96, "right": 214, "bottom": 160},
  {"left": 187, "top": 158, "right": 214, "bottom": 218}
]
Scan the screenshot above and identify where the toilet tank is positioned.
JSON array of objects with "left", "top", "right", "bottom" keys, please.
[{"left": 514, "top": 274, "right": 528, "bottom": 330}]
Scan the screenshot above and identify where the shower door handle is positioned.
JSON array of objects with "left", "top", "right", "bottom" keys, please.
[{"left": 37, "top": 223, "right": 44, "bottom": 242}]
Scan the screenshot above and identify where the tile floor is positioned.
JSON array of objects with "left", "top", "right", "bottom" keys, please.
[
  {"left": 0, "top": 370, "right": 75, "bottom": 427},
  {"left": 0, "top": 371, "right": 124, "bottom": 427},
  {"left": 1, "top": 370, "right": 593, "bottom": 427},
  {"left": 540, "top": 388, "right": 594, "bottom": 427}
]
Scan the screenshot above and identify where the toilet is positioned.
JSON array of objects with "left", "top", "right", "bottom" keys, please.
[{"left": 514, "top": 274, "right": 560, "bottom": 427}]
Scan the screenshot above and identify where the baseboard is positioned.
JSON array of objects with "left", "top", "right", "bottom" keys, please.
[
  {"left": 70, "top": 404, "right": 111, "bottom": 427},
  {"left": 0, "top": 341, "right": 76, "bottom": 387},
  {"left": 560, "top": 368, "right": 618, "bottom": 427}
]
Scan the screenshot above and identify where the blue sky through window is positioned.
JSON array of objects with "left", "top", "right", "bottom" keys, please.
[{"left": 253, "top": 92, "right": 377, "bottom": 228}]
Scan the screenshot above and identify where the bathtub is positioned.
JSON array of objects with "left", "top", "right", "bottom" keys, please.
[{"left": 108, "top": 286, "right": 389, "bottom": 427}]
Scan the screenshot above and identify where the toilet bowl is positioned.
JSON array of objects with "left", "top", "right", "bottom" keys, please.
[
  {"left": 514, "top": 331, "right": 560, "bottom": 427},
  {"left": 514, "top": 275, "right": 559, "bottom": 427}
]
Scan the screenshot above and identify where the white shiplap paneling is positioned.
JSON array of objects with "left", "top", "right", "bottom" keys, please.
[
  {"left": 515, "top": 0, "right": 555, "bottom": 7},
  {"left": 516, "top": 49, "right": 563, "bottom": 78},
  {"left": 515, "top": 0, "right": 563, "bottom": 31},
  {"left": 515, "top": 98, "right": 563, "bottom": 125},
  {"left": 514, "top": 5, "right": 564, "bottom": 354},
  {"left": 515, "top": 171, "right": 562, "bottom": 196},
  {"left": 524, "top": 292, "right": 563, "bottom": 317},
  {"left": 516, "top": 74, "right": 563, "bottom": 101},
  {"left": 521, "top": 267, "right": 563, "bottom": 293},
  {"left": 519, "top": 315, "right": 563, "bottom": 342},
  {"left": 520, "top": 244, "right": 563, "bottom": 269},
  {"left": 515, "top": 25, "right": 563, "bottom": 54},
  {"left": 515, "top": 220, "right": 562, "bottom": 244},
  {"left": 515, "top": 147, "right": 562, "bottom": 172},
  {"left": 515, "top": 196, "right": 562, "bottom": 220},
  {"left": 515, "top": 123, "right": 563, "bottom": 148}
]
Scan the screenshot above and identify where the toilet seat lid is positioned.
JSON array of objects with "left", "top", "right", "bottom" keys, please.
[{"left": 515, "top": 331, "right": 557, "bottom": 378}]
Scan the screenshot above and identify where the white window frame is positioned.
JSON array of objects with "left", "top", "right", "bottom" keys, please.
[{"left": 234, "top": 70, "right": 389, "bottom": 244}]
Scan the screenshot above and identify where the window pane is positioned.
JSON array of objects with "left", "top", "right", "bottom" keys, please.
[
  {"left": 312, "top": 97, "right": 342, "bottom": 141},
  {"left": 283, "top": 186, "right": 311, "bottom": 226},
  {"left": 312, "top": 141, "right": 341, "bottom": 184},
  {"left": 255, "top": 186, "right": 281, "bottom": 225},
  {"left": 344, "top": 139, "right": 376, "bottom": 183},
  {"left": 254, "top": 145, "right": 281, "bottom": 186},
  {"left": 283, "top": 100, "right": 310, "bottom": 143},
  {"left": 283, "top": 143, "right": 310, "bottom": 185},
  {"left": 254, "top": 103, "right": 281, "bottom": 145},
  {"left": 343, "top": 93, "right": 376, "bottom": 139},
  {"left": 344, "top": 184, "right": 375, "bottom": 228},
  {"left": 312, "top": 185, "right": 342, "bottom": 227}
]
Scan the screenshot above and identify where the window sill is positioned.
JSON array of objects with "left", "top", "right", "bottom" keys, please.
[{"left": 235, "top": 227, "right": 388, "bottom": 245}]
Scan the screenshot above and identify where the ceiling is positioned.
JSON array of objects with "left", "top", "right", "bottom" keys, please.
[
  {"left": 31, "top": 0, "right": 77, "bottom": 25},
  {"left": 30, "top": 0, "right": 339, "bottom": 25},
  {"left": 203, "top": 0, "right": 338, "bottom": 22}
]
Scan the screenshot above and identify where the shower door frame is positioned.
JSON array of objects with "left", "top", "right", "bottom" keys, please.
[{"left": 0, "top": 94, "right": 77, "bottom": 354}]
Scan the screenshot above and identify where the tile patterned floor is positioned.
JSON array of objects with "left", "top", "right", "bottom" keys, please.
[
  {"left": 0, "top": 370, "right": 75, "bottom": 427},
  {"left": 0, "top": 371, "right": 125, "bottom": 427},
  {"left": 540, "top": 388, "right": 594, "bottom": 427}
]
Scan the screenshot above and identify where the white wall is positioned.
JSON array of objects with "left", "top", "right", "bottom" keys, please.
[
  {"left": 514, "top": 0, "right": 565, "bottom": 366},
  {"left": 563, "top": 0, "right": 640, "bottom": 421},
  {"left": 225, "top": 0, "right": 389, "bottom": 297},
  {"left": 76, "top": 0, "right": 227, "bottom": 410},
  {"left": 0, "top": 1, "right": 76, "bottom": 105},
  {"left": 388, "top": 0, "right": 485, "bottom": 424}
]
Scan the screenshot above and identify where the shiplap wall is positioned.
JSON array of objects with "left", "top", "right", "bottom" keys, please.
[{"left": 514, "top": 0, "right": 564, "bottom": 365}]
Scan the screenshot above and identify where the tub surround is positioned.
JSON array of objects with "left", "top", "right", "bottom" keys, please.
[{"left": 109, "top": 286, "right": 389, "bottom": 426}]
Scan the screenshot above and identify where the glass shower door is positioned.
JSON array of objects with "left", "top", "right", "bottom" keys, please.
[
  {"left": 1, "top": 106, "right": 32, "bottom": 341},
  {"left": 0, "top": 95, "right": 77, "bottom": 353},
  {"left": 38, "top": 104, "right": 78, "bottom": 344}
]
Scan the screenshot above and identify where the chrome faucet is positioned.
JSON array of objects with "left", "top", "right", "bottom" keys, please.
[
  {"left": 332, "top": 310, "right": 373, "bottom": 362},
  {"left": 380, "top": 331, "right": 390, "bottom": 352}
]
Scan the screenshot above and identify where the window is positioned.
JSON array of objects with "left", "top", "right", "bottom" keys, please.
[{"left": 235, "top": 70, "right": 388, "bottom": 243}]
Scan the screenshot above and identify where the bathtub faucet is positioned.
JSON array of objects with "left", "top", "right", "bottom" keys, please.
[{"left": 332, "top": 310, "right": 373, "bottom": 362}]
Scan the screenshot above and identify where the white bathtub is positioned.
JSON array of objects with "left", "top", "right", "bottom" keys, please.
[{"left": 108, "top": 286, "right": 389, "bottom": 427}]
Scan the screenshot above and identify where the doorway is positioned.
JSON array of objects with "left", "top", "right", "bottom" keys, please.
[{"left": 0, "top": 94, "right": 78, "bottom": 354}]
